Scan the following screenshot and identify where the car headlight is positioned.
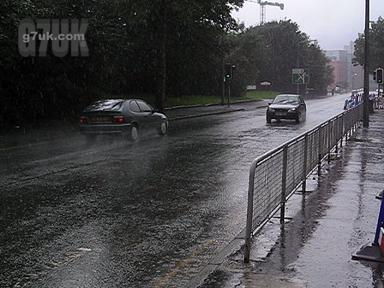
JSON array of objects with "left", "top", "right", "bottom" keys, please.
[
  {"left": 288, "top": 108, "right": 297, "bottom": 112},
  {"left": 268, "top": 108, "right": 275, "bottom": 112}
]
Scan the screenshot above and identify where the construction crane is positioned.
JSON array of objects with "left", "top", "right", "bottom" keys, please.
[{"left": 247, "top": 0, "right": 285, "bottom": 25}]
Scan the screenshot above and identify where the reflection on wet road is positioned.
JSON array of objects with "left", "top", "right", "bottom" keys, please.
[{"left": 0, "top": 95, "right": 347, "bottom": 287}]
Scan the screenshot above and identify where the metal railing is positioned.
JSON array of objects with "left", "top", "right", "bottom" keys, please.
[{"left": 244, "top": 104, "right": 363, "bottom": 262}]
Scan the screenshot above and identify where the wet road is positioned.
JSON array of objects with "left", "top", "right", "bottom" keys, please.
[{"left": 0, "top": 95, "right": 347, "bottom": 287}]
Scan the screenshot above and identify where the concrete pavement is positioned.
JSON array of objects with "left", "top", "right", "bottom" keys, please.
[{"left": 198, "top": 110, "right": 384, "bottom": 288}]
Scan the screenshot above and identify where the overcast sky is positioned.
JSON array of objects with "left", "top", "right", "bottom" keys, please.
[{"left": 232, "top": 0, "right": 384, "bottom": 50}]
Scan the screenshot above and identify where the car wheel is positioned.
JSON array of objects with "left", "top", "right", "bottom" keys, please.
[
  {"left": 130, "top": 125, "right": 139, "bottom": 141},
  {"left": 158, "top": 121, "right": 168, "bottom": 135}
]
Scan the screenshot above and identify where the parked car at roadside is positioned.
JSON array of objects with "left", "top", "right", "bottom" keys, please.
[
  {"left": 266, "top": 94, "right": 307, "bottom": 124},
  {"left": 79, "top": 99, "right": 168, "bottom": 141}
]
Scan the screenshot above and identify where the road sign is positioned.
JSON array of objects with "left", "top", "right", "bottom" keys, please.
[
  {"left": 292, "top": 68, "right": 305, "bottom": 74},
  {"left": 292, "top": 68, "right": 309, "bottom": 85}
]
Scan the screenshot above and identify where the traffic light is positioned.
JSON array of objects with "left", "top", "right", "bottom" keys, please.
[
  {"left": 376, "top": 68, "right": 383, "bottom": 84},
  {"left": 225, "top": 64, "right": 236, "bottom": 80}
]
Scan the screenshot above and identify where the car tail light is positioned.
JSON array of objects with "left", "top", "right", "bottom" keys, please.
[
  {"left": 114, "top": 116, "right": 125, "bottom": 124},
  {"left": 80, "top": 116, "right": 87, "bottom": 124}
]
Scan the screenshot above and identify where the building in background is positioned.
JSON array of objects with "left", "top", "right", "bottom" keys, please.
[
  {"left": 325, "top": 42, "right": 376, "bottom": 92},
  {"left": 325, "top": 49, "right": 348, "bottom": 90},
  {"left": 344, "top": 42, "right": 365, "bottom": 91}
]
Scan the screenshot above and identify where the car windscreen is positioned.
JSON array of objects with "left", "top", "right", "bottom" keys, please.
[
  {"left": 84, "top": 100, "right": 124, "bottom": 112},
  {"left": 273, "top": 95, "right": 300, "bottom": 104}
]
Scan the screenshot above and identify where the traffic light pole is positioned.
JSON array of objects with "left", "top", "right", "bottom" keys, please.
[
  {"left": 224, "top": 64, "right": 235, "bottom": 107},
  {"left": 363, "top": 0, "right": 370, "bottom": 128},
  {"left": 227, "top": 78, "right": 231, "bottom": 107},
  {"left": 222, "top": 62, "right": 225, "bottom": 105}
]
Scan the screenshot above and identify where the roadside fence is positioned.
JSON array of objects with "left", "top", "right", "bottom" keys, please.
[{"left": 244, "top": 104, "right": 363, "bottom": 262}]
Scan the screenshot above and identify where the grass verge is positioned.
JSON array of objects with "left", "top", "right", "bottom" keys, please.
[
  {"left": 166, "top": 91, "right": 279, "bottom": 107},
  {"left": 112, "top": 91, "right": 279, "bottom": 108},
  {"left": 241, "top": 90, "right": 279, "bottom": 101}
]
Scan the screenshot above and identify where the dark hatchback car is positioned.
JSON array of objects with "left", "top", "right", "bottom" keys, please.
[
  {"left": 266, "top": 94, "right": 307, "bottom": 124},
  {"left": 80, "top": 99, "right": 168, "bottom": 141}
]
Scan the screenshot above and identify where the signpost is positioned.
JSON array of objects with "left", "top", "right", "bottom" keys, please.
[
  {"left": 363, "top": 0, "right": 370, "bottom": 127},
  {"left": 292, "top": 68, "right": 309, "bottom": 94}
]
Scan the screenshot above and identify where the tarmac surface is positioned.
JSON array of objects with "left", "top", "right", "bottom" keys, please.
[
  {"left": 199, "top": 110, "right": 384, "bottom": 288},
  {"left": 1, "top": 95, "right": 366, "bottom": 288},
  {"left": 0, "top": 100, "right": 268, "bottom": 149}
]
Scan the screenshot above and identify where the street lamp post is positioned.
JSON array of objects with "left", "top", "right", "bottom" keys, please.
[{"left": 363, "top": 0, "right": 370, "bottom": 127}]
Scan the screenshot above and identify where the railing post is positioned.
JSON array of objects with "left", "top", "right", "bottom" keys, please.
[
  {"left": 327, "top": 123, "right": 331, "bottom": 164},
  {"left": 352, "top": 111, "right": 355, "bottom": 135},
  {"left": 345, "top": 114, "right": 349, "bottom": 142},
  {"left": 335, "top": 120, "right": 339, "bottom": 154},
  {"left": 281, "top": 145, "right": 288, "bottom": 224},
  {"left": 302, "top": 134, "right": 308, "bottom": 193},
  {"left": 340, "top": 115, "right": 344, "bottom": 148},
  {"left": 244, "top": 162, "right": 257, "bottom": 263},
  {"left": 318, "top": 127, "right": 322, "bottom": 176}
]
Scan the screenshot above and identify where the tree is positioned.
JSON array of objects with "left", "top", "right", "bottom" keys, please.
[
  {"left": 354, "top": 17, "right": 384, "bottom": 71},
  {"left": 144, "top": 0, "right": 244, "bottom": 109},
  {"left": 0, "top": 0, "right": 244, "bottom": 126},
  {"left": 227, "top": 20, "right": 333, "bottom": 96}
]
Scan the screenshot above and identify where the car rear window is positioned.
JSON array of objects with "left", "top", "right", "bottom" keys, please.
[
  {"left": 84, "top": 100, "right": 124, "bottom": 112},
  {"left": 129, "top": 101, "right": 141, "bottom": 112},
  {"left": 136, "top": 101, "right": 152, "bottom": 112}
]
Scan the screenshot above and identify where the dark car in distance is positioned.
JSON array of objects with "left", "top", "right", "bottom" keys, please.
[
  {"left": 266, "top": 94, "right": 307, "bottom": 124},
  {"left": 79, "top": 99, "right": 168, "bottom": 141}
]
